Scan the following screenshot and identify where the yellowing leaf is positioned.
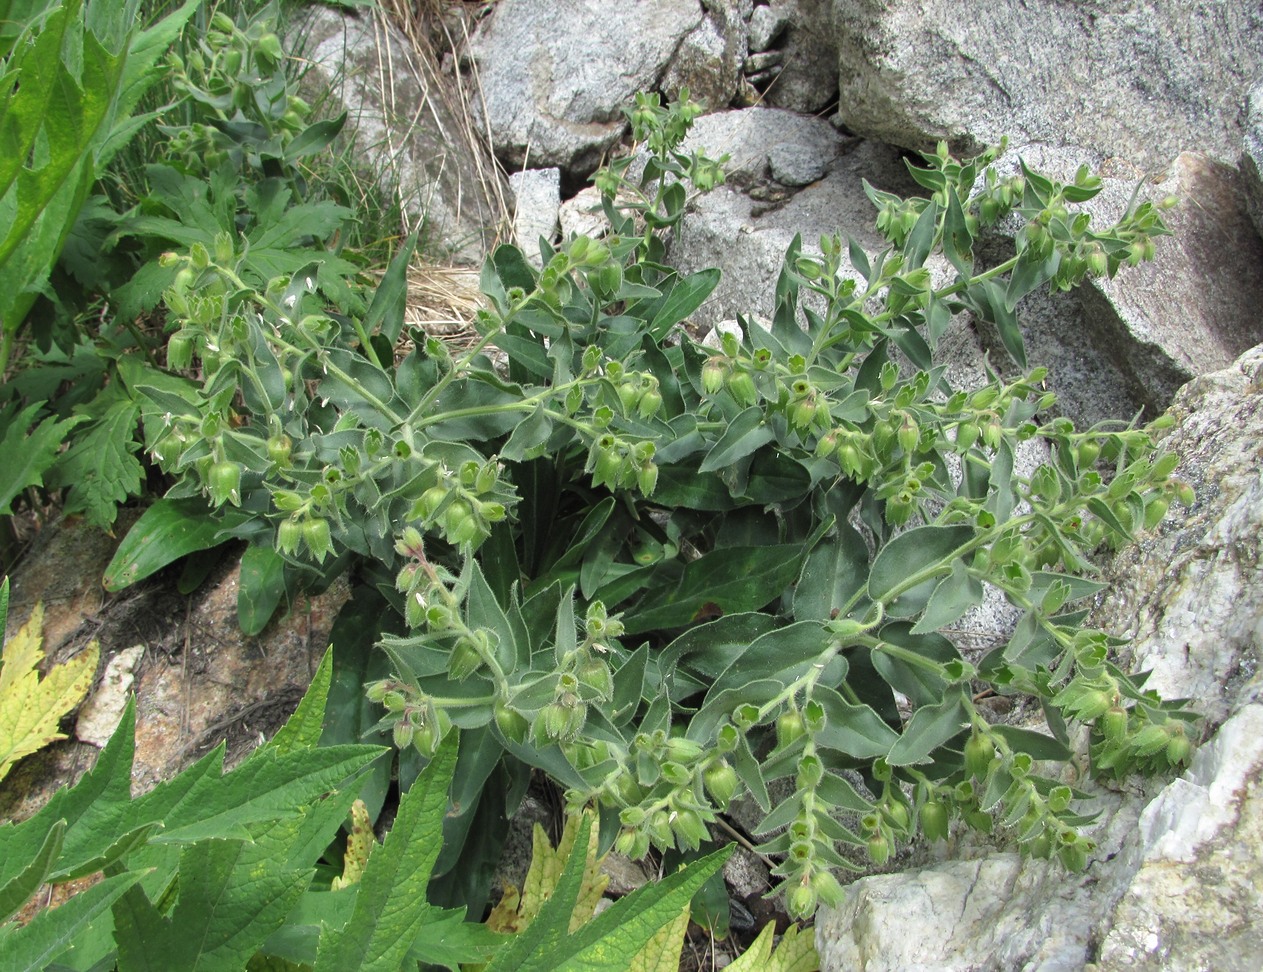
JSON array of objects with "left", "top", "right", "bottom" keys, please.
[
  {"left": 0, "top": 600, "right": 99, "bottom": 783},
  {"left": 330, "top": 798, "right": 376, "bottom": 890},
  {"left": 626, "top": 900, "right": 690, "bottom": 972},
  {"left": 485, "top": 810, "right": 609, "bottom": 936},
  {"left": 726, "top": 921, "right": 820, "bottom": 972}
]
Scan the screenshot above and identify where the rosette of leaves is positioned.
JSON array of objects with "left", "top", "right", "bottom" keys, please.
[{"left": 119, "top": 90, "right": 1197, "bottom": 918}]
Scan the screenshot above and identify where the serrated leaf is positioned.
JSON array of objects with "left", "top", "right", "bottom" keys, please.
[
  {"left": 0, "top": 819, "right": 65, "bottom": 926},
  {"left": 0, "top": 870, "right": 143, "bottom": 972},
  {"left": 45, "top": 390, "right": 143, "bottom": 529},
  {"left": 112, "top": 837, "right": 312, "bottom": 972},
  {"left": 0, "top": 601, "right": 99, "bottom": 783},
  {"left": 485, "top": 810, "right": 608, "bottom": 936},
  {"left": 726, "top": 921, "right": 819, "bottom": 972},
  {"left": 264, "top": 646, "right": 334, "bottom": 757},
  {"left": 314, "top": 733, "right": 458, "bottom": 972},
  {"left": 625, "top": 902, "right": 690, "bottom": 972},
  {"left": 0, "top": 402, "right": 83, "bottom": 515}
]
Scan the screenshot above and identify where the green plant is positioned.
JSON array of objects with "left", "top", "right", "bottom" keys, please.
[
  {"left": 0, "top": 645, "right": 731, "bottom": 970},
  {"left": 106, "top": 89, "right": 1196, "bottom": 919}
]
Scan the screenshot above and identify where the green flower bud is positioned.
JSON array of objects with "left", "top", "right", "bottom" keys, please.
[
  {"left": 448, "top": 640, "right": 483, "bottom": 680},
  {"left": 963, "top": 733, "right": 995, "bottom": 780},
  {"left": 787, "top": 881, "right": 818, "bottom": 921},
  {"left": 897, "top": 415, "right": 920, "bottom": 454},
  {"left": 703, "top": 760, "right": 740, "bottom": 808},
  {"left": 208, "top": 460, "right": 242, "bottom": 507},
  {"left": 727, "top": 370, "right": 758, "bottom": 406},
  {"left": 920, "top": 799, "right": 949, "bottom": 842},
  {"left": 166, "top": 331, "right": 194, "bottom": 371},
  {"left": 701, "top": 359, "right": 726, "bottom": 395},
  {"left": 777, "top": 709, "right": 807, "bottom": 749},
  {"left": 866, "top": 833, "right": 891, "bottom": 865},
  {"left": 1099, "top": 705, "right": 1129, "bottom": 744},
  {"left": 494, "top": 703, "right": 528, "bottom": 744},
  {"left": 302, "top": 517, "right": 333, "bottom": 562},
  {"left": 1165, "top": 726, "right": 1192, "bottom": 766},
  {"left": 267, "top": 434, "right": 292, "bottom": 467}
]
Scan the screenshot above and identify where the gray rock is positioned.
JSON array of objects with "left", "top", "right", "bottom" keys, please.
[
  {"left": 1243, "top": 82, "right": 1263, "bottom": 239},
  {"left": 817, "top": 343, "right": 1263, "bottom": 971},
  {"left": 831, "top": 0, "right": 1263, "bottom": 168},
  {"left": 662, "top": 2, "right": 748, "bottom": 112},
  {"left": 748, "top": 2, "right": 791, "bottom": 52},
  {"left": 975, "top": 150, "right": 1263, "bottom": 428},
  {"left": 768, "top": 140, "right": 828, "bottom": 185},
  {"left": 762, "top": 0, "right": 838, "bottom": 114},
  {"left": 466, "top": 0, "right": 703, "bottom": 176},
  {"left": 297, "top": 7, "right": 506, "bottom": 264},
  {"left": 508, "top": 168, "right": 561, "bottom": 266}
]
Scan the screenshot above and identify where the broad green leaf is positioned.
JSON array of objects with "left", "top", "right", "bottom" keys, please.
[
  {"left": 941, "top": 189, "right": 974, "bottom": 277},
  {"left": 0, "top": 601, "right": 99, "bottom": 784},
  {"left": 648, "top": 268, "right": 720, "bottom": 338},
  {"left": 623, "top": 543, "right": 805, "bottom": 635},
  {"left": 362, "top": 229, "right": 417, "bottom": 346},
  {"left": 1005, "top": 246, "right": 1061, "bottom": 312},
  {"left": 910, "top": 558, "right": 984, "bottom": 634},
  {"left": 903, "top": 200, "right": 939, "bottom": 269},
  {"left": 315, "top": 734, "right": 459, "bottom": 972},
  {"left": 966, "top": 279, "right": 1027, "bottom": 369},
  {"left": 792, "top": 522, "right": 869, "bottom": 622},
  {"left": 659, "top": 612, "right": 780, "bottom": 688},
  {"left": 812, "top": 686, "right": 900, "bottom": 759},
  {"left": 103, "top": 497, "right": 225, "bottom": 591},
  {"left": 237, "top": 545, "right": 288, "bottom": 636},
  {"left": 0, "top": 870, "right": 142, "bottom": 972},
  {"left": 867, "top": 524, "right": 975, "bottom": 603},
  {"left": 697, "top": 406, "right": 776, "bottom": 473},
  {"left": 873, "top": 623, "right": 963, "bottom": 708},
  {"left": 725, "top": 921, "right": 819, "bottom": 972},
  {"left": 991, "top": 725, "right": 1072, "bottom": 762},
  {"left": 885, "top": 689, "right": 970, "bottom": 766}
]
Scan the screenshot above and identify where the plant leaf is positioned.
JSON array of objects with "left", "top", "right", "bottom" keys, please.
[
  {"left": 886, "top": 688, "right": 970, "bottom": 766},
  {"left": 0, "top": 402, "right": 83, "bottom": 515},
  {"left": 102, "top": 496, "right": 225, "bottom": 591},
  {"left": 725, "top": 921, "right": 819, "bottom": 972},
  {"left": 867, "top": 525, "right": 975, "bottom": 604},
  {"left": 0, "top": 601, "right": 99, "bottom": 783}
]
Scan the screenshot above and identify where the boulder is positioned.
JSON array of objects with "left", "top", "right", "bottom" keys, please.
[
  {"left": 816, "top": 343, "right": 1263, "bottom": 970},
  {"left": 465, "top": 0, "right": 703, "bottom": 178},
  {"left": 661, "top": 0, "right": 749, "bottom": 112},
  {"left": 760, "top": 0, "right": 838, "bottom": 114},
  {"left": 1243, "top": 82, "right": 1263, "bottom": 239},
  {"left": 508, "top": 168, "right": 561, "bottom": 266},
  {"left": 831, "top": 0, "right": 1263, "bottom": 168},
  {"left": 298, "top": 6, "right": 507, "bottom": 264}
]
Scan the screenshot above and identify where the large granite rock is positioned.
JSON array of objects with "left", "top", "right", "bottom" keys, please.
[
  {"left": 831, "top": 0, "right": 1263, "bottom": 167},
  {"left": 298, "top": 6, "right": 507, "bottom": 264},
  {"left": 661, "top": 0, "right": 750, "bottom": 112},
  {"left": 466, "top": 0, "right": 703, "bottom": 178},
  {"left": 1243, "top": 82, "right": 1263, "bottom": 239},
  {"left": 760, "top": 0, "right": 838, "bottom": 114},
  {"left": 816, "top": 344, "right": 1263, "bottom": 970}
]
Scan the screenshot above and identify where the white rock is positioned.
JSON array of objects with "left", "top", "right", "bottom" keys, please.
[
  {"left": 508, "top": 168, "right": 561, "bottom": 266},
  {"left": 75, "top": 645, "right": 145, "bottom": 747}
]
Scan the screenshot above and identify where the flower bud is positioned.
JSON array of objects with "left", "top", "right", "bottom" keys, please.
[
  {"left": 920, "top": 799, "right": 949, "bottom": 842},
  {"left": 703, "top": 760, "right": 740, "bottom": 808},
  {"left": 208, "top": 460, "right": 242, "bottom": 507},
  {"left": 701, "top": 359, "right": 726, "bottom": 395},
  {"left": 727, "top": 370, "right": 758, "bottom": 406},
  {"left": 787, "top": 881, "right": 818, "bottom": 921},
  {"left": 302, "top": 517, "right": 333, "bottom": 562},
  {"left": 277, "top": 518, "right": 303, "bottom": 556},
  {"left": 963, "top": 733, "right": 995, "bottom": 780}
]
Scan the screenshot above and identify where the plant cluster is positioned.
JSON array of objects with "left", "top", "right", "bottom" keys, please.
[
  {"left": 95, "top": 75, "right": 1201, "bottom": 925},
  {"left": 0, "top": 649, "right": 734, "bottom": 971}
]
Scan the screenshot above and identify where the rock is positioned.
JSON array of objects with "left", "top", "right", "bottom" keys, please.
[
  {"left": 668, "top": 109, "right": 903, "bottom": 326},
  {"left": 508, "top": 168, "right": 561, "bottom": 266},
  {"left": 559, "top": 186, "right": 609, "bottom": 241},
  {"left": 761, "top": 0, "right": 838, "bottom": 114},
  {"left": 1, "top": 515, "right": 348, "bottom": 823},
  {"left": 832, "top": 0, "right": 1263, "bottom": 168},
  {"left": 298, "top": 6, "right": 506, "bottom": 264},
  {"left": 466, "top": 0, "right": 703, "bottom": 178},
  {"left": 816, "top": 343, "right": 1263, "bottom": 970},
  {"left": 1243, "top": 82, "right": 1263, "bottom": 239},
  {"left": 75, "top": 645, "right": 145, "bottom": 747},
  {"left": 768, "top": 140, "right": 828, "bottom": 186},
  {"left": 748, "top": 2, "right": 790, "bottom": 52},
  {"left": 976, "top": 150, "right": 1263, "bottom": 428},
  {"left": 661, "top": 1, "right": 748, "bottom": 112}
]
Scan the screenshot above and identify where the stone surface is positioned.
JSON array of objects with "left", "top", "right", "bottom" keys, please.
[
  {"left": 761, "top": 0, "right": 838, "bottom": 114},
  {"left": 817, "top": 343, "right": 1263, "bottom": 971},
  {"left": 661, "top": 1, "right": 748, "bottom": 112},
  {"left": 832, "top": 0, "right": 1263, "bottom": 167},
  {"left": 466, "top": 0, "right": 703, "bottom": 177},
  {"left": 768, "top": 140, "right": 829, "bottom": 186},
  {"left": 1, "top": 515, "right": 347, "bottom": 822},
  {"left": 1244, "top": 82, "right": 1263, "bottom": 239},
  {"left": 508, "top": 168, "right": 561, "bottom": 266},
  {"left": 298, "top": 6, "right": 506, "bottom": 264},
  {"left": 748, "top": 2, "right": 790, "bottom": 52}
]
